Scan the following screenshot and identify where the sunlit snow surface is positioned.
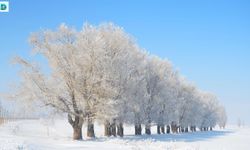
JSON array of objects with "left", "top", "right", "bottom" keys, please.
[{"left": 0, "top": 119, "right": 249, "bottom": 150}]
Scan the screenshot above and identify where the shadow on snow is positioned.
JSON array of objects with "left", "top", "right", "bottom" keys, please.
[{"left": 85, "top": 130, "right": 234, "bottom": 143}]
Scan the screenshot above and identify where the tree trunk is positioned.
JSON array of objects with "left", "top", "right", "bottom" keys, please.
[
  {"left": 138, "top": 124, "right": 142, "bottom": 135},
  {"left": 111, "top": 121, "right": 117, "bottom": 137},
  {"left": 191, "top": 126, "right": 195, "bottom": 132},
  {"left": 157, "top": 124, "right": 161, "bottom": 134},
  {"left": 185, "top": 127, "right": 188, "bottom": 132},
  {"left": 145, "top": 123, "right": 151, "bottom": 135},
  {"left": 87, "top": 119, "right": 95, "bottom": 138},
  {"left": 170, "top": 124, "right": 173, "bottom": 133},
  {"left": 161, "top": 125, "right": 165, "bottom": 134},
  {"left": 73, "top": 126, "right": 82, "bottom": 140},
  {"left": 166, "top": 125, "right": 170, "bottom": 134},
  {"left": 68, "top": 114, "right": 83, "bottom": 140},
  {"left": 135, "top": 124, "right": 142, "bottom": 135},
  {"left": 181, "top": 127, "right": 184, "bottom": 133},
  {"left": 117, "top": 122, "right": 124, "bottom": 137},
  {"left": 135, "top": 125, "right": 138, "bottom": 135},
  {"left": 171, "top": 123, "right": 176, "bottom": 133},
  {"left": 134, "top": 114, "right": 142, "bottom": 135},
  {"left": 210, "top": 127, "right": 213, "bottom": 131},
  {"left": 104, "top": 121, "right": 111, "bottom": 137}
]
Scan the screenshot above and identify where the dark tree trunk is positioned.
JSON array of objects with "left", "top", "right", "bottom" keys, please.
[
  {"left": 145, "top": 128, "right": 151, "bottom": 135},
  {"left": 157, "top": 124, "right": 161, "bottom": 134},
  {"left": 190, "top": 126, "right": 195, "bottom": 132},
  {"left": 134, "top": 113, "right": 142, "bottom": 135},
  {"left": 181, "top": 127, "right": 184, "bottom": 133},
  {"left": 135, "top": 124, "right": 142, "bottom": 135},
  {"left": 111, "top": 121, "right": 117, "bottom": 137},
  {"left": 87, "top": 122, "right": 95, "bottom": 138},
  {"left": 185, "top": 127, "right": 188, "bottom": 132},
  {"left": 166, "top": 125, "right": 170, "bottom": 134},
  {"left": 87, "top": 123, "right": 95, "bottom": 137},
  {"left": 87, "top": 115, "right": 95, "bottom": 138},
  {"left": 73, "top": 126, "right": 82, "bottom": 140},
  {"left": 68, "top": 114, "right": 83, "bottom": 140},
  {"left": 161, "top": 125, "right": 165, "bottom": 134},
  {"left": 104, "top": 121, "right": 111, "bottom": 137},
  {"left": 117, "top": 122, "right": 124, "bottom": 137},
  {"left": 145, "top": 124, "right": 151, "bottom": 135},
  {"left": 134, "top": 125, "right": 137, "bottom": 135},
  {"left": 135, "top": 124, "right": 138, "bottom": 135},
  {"left": 138, "top": 124, "right": 142, "bottom": 135},
  {"left": 210, "top": 127, "right": 212, "bottom": 131},
  {"left": 171, "top": 122, "right": 177, "bottom": 133}
]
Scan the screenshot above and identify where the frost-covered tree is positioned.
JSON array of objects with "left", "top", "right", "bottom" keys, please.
[
  {"left": 7, "top": 22, "right": 227, "bottom": 140},
  {"left": 11, "top": 23, "right": 132, "bottom": 139},
  {"left": 217, "top": 105, "right": 227, "bottom": 129},
  {"left": 198, "top": 92, "right": 219, "bottom": 131},
  {"left": 10, "top": 23, "right": 147, "bottom": 139},
  {"left": 12, "top": 25, "right": 90, "bottom": 140},
  {"left": 152, "top": 58, "right": 177, "bottom": 134},
  {"left": 138, "top": 56, "right": 169, "bottom": 135},
  {"left": 121, "top": 51, "right": 148, "bottom": 135},
  {"left": 92, "top": 24, "right": 142, "bottom": 137},
  {"left": 176, "top": 82, "right": 197, "bottom": 132}
]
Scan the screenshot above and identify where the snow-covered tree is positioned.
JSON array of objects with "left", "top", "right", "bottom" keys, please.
[
  {"left": 12, "top": 25, "right": 89, "bottom": 140},
  {"left": 92, "top": 24, "right": 142, "bottom": 137},
  {"left": 217, "top": 105, "right": 227, "bottom": 129},
  {"left": 198, "top": 92, "right": 219, "bottom": 131},
  {"left": 7, "top": 22, "right": 227, "bottom": 140}
]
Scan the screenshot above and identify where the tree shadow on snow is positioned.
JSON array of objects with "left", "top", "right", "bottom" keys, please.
[{"left": 89, "top": 130, "right": 234, "bottom": 143}]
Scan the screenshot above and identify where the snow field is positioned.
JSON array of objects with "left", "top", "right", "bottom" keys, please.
[{"left": 0, "top": 119, "right": 249, "bottom": 150}]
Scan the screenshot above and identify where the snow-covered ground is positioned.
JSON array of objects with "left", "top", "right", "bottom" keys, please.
[{"left": 0, "top": 119, "right": 249, "bottom": 150}]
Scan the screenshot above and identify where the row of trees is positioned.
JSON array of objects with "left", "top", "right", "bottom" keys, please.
[
  {"left": 0, "top": 102, "right": 6, "bottom": 125},
  {"left": 10, "top": 23, "right": 227, "bottom": 140},
  {"left": 0, "top": 102, "right": 11, "bottom": 125}
]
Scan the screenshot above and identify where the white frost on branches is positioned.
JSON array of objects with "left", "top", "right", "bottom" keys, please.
[{"left": 8, "top": 23, "right": 227, "bottom": 138}]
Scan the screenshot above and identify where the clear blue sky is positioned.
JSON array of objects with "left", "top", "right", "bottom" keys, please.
[{"left": 0, "top": 0, "right": 249, "bottom": 125}]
